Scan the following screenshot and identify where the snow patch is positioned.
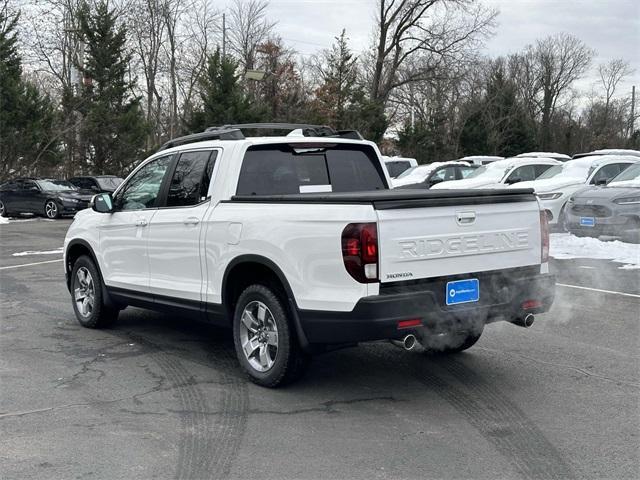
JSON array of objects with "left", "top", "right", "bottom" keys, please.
[
  {"left": 0, "top": 217, "right": 8, "bottom": 224},
  {"left": 12, "top": 247, "right": 64, "bottom": 257},
  {"left": 550, "top": 233, "right": 640, "bottom": 269}
]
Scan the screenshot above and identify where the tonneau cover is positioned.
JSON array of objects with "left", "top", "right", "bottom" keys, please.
[{"left": 229, "top": 188, "right": 536, "bottom": 210}]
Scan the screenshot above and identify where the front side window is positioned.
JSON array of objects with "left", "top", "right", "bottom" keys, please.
[
  {"left": 431, "top": 166, "right": 457, "bottom": 182},
  {"left": 115, "top": 156, "right": 172, "bottom": 211},
  {"left": 166, "top": 151, "right": 217, "bottom": 207},
  {"left": 507, "top": 165, "right": 537, "bottom": 183}
]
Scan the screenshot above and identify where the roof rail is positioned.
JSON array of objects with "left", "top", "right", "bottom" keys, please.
[
  {"left": 158, "top": 123, "right": 364, "bottom": 152},
  {"left": 157, "top": 128, "right": 245, "bottom": 151},
  {"left": 208, "top": 123, "right": 364, "bottom": 140}
]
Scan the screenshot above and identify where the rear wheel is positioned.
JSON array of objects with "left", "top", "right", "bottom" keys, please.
[
  {"left": 421, "top": 326, "right": 483, "bottom": 354},
  {"left": 233, "top": 284, "right": 309, "bottom": 387},
  {"left": 44, "top": 200, "right": 60, "bottom": 219},
  {"left": 71, "top": 255, "right": 118, "bottom": 328},
  {"left": 0, "top": 200, "right": 8, "bottom": 217}
]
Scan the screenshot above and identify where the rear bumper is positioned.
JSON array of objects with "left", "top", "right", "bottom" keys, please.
[{"left": 298, "top": 267, "right": 555, "bottom": 344}]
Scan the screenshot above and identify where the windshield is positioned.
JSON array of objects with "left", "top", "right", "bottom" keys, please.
[
  {"left": 465, "top": 162, "right": 511, "bottom": 181},
  {"left": 609, "top": 163, "right": 640, "bottom": 184},
  {"left": 36, "top": 180, "right": 77, "bottom": 191},
  {"left": 537, "top": 161, "right": 591, "bottom": 181},
  {"left": 97, "top": 177, "right": 123, "bottom": 189}
]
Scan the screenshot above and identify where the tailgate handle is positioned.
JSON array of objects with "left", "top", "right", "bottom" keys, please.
[{"left": 456, "top": 211, "right": 476, "bottom": 225}]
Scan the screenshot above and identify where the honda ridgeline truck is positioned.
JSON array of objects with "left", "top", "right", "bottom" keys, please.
[{"left": 64, "top": 124, "right": 555, "bottom": 387}]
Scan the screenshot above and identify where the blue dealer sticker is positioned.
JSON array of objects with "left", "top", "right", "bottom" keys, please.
[{"left": 446, "top": 279, "right": 480, "bottom": 305}]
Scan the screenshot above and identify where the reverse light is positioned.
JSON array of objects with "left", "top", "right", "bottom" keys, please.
[
  {"left": 538, "top": 192, "right": 562, "bottom": 200},
  {"left": 540, "top": 210, "right": 549, "bottom": 263},
  {"left": 341, "top": 223, "right": 379, "bottom": 283},
  {"left": 613, "top": 196, "right": 640, "bottom": 205}
]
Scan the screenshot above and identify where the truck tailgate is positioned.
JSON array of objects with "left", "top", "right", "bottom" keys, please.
[{"left": 377, "top": 197, "right": 542, "bottom": 282}]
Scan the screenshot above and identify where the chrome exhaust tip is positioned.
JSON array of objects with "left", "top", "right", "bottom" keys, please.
[
  {"left": 390, "top": 334, "right": 419, "bottom": 351},
  {"left": 512, "top": 313, "right": 535, "bottom": 328},
  {"left": 402, "top": 334, "right": 417, "bottom": 351}
]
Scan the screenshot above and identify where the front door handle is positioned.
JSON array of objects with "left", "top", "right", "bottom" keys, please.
[
  {"left": 135, "top": 218, "right": 148, "bottom": 227},
  {"left": 183, "top": 217, "right": 200, "bottom": 226}
]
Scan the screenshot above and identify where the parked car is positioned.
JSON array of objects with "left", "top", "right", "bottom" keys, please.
[
  {"left": 514, "top": 155, "right": 640, "bottom": 227},
  {"left": 516, "top": 152, "right": 571, "bottom": 162},
  {"left": 69, "top": 175, "right": 124, "bottom": 193},
  {"left": 0, "top": 178, "right": 94, "bottom": 219},
  {"left": 565, "top": 163, "right": 640, "bottom": 241},
  {"left": 63, "top": 123, "right": 554, "bottom": 387},
  {"left": 391, "top": 161, "right": 476, "bottom": 188},
  {"left": 382, "top": 156, "right": 418, "bottom": 178},
  {"left": 458, "top": 155, "right": 504, "bottom": 166},
  {"left": 431, "top": 157, "right": 560, "bottom": 190},
  {"left": 572, "top": 149, "right": 640, "bottom": 159}
]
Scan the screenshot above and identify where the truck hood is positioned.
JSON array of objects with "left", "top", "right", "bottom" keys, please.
[
  {"left": 515, "top": 177, "right": 583, "bottom": 193},
  {"left": 572, "top": 185, "right": 640, "bottom": 202}
]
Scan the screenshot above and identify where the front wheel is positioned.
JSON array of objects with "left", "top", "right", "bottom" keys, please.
[
  {"left": 0, "top": 199, "right": 8, "bottom": 217},
  {"left": 44, "top": 200, "right": 60, "bottom": 219},
  {"left": 421, "top": 327, "right": 483, "bottom": 354},
  {"left": 71, "top": 255, "right": 118, "bottom": 328},
  {"left": 233, "top": 284, "right": 309, "bottom": 387}
]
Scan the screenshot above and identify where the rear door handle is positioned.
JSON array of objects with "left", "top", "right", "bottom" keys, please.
[
  {"left": 183, "top": 217, "right": 200, "bottom": 226},
  {"left": 135, "top": 218, "right": 148, "bottom": 227}
]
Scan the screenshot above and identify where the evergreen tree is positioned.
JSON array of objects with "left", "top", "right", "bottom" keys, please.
[
  {"left": 459, "top": 63, "right": 536, "bottom": 157},
  {"left": 76, "top": 1, "right": 147, "bottom": 174},
  {"left": 189, "top": 49, "right": 260, "bottom": 131},
  {"left": 0, "top": 7, "right": 58, "bottom": 178},
  {"left": 312, "top": 30, "right": 358, "bottom": 129}
]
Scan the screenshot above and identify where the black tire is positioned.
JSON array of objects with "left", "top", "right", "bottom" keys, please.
[
  {"left": 421, "top": 326, "right": 483, "bottom": 354},
  {"left": 44, "top": 199, "right": 60, "bottom": 219},
  {"left": 0, "top": 199, "right": 8, "bottom": 217},
  {"left": 232, "top": 284, "right": 309, "bottom": 387},
  {"left": 70, "top": 255, "right": 118, "bottom": 328}
]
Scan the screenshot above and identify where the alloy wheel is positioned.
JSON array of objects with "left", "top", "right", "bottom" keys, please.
[
  {"left": 0, "top": 200, "right": 5, "bottom": 217},
  {"left": 239, "top": 300, "right": 279, "bottom": 372},
  {"left": 74, "top": 267, "right": 95, "bottom": 318},
  {"left": 45, "top": 201, "right": 58, "bottom": 219}
]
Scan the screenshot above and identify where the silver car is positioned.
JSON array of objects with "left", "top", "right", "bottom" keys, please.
[{"left": 566, "top": 163, "right": 640, "bottom": 242}]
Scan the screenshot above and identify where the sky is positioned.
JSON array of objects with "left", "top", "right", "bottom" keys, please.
[{"left": 219, "top": 0, "right": 639, "bottom": 98}]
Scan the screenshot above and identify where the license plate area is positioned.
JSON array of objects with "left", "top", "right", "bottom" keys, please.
[
  {"left": 446, "top": 278, "right": 479, "bottom": 305},
  {"left": 580, "top": 217, "right": 595, "bottom": 227}
]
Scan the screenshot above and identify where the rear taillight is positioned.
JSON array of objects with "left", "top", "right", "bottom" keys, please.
[
  {"left": 540, "top": 210, "right": 549, "bottom": 263},
  {"left": 341, "top": 223, "right": 379, "bottom": 283}
]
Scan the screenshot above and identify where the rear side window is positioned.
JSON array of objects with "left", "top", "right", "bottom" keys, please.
[
  {"left": 236, "top": 144, "right": 386, "bottom": 195},
  {"left": 166, "top": 150, "right": 217, "bottom": 207}
]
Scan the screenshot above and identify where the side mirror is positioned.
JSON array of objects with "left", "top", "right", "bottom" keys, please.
[
  {"left": 429, "top": 177, "right": 444, "bottom": 186},
  {"left": 595, "top": 178, "right": 608, "bottom": 186},
  {"left": 506, "top": 177, "right": 522, "bottom": 185},
  {"left": 91, "top": 193, "right": 114, "bottom": 213}
]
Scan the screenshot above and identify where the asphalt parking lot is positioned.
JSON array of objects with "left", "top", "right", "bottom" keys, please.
[{"left": 1, "top": 218, "right": 638, "bottom": 480}]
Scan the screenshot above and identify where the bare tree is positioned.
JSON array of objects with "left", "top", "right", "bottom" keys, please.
[
  {"left": 597, "top": 58, "right": 633, "bottom": 128},
  {"left": 128, "top": 0, "right": 166, "bottom": 148},
  {"left": 228, "top": 0, "right": 275, "bottom": 72},
  {"left": 531, "top": 33, "right": 594, "bottom": 149},
  {"left": 370, "top": 0, "right": 496, "bottom": 105}
]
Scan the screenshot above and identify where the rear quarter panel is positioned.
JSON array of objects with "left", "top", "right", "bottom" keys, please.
[{"left": 204, "top": 202, "right": 377, "bottom": 311}]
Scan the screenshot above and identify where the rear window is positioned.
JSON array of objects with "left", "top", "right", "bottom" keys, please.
[{"left": 236, "top": 144, "right": 387, "bottom": 195}]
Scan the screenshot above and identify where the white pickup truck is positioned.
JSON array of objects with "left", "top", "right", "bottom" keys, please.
[{"left": 64, "top": 124, "right": 555, "bottom": 387}]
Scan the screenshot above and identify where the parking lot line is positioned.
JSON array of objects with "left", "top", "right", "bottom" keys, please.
[
  {"left": 0, "top": 259, "right": 63, "bottom": 270},
  {"left": 557, "top": 283, "right": 640, "bottom": 299}
]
